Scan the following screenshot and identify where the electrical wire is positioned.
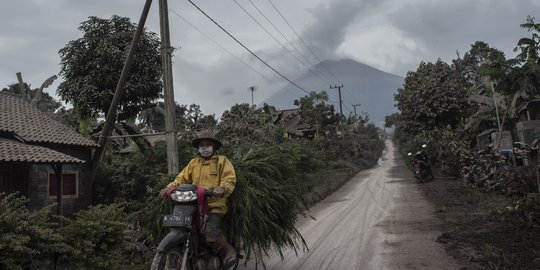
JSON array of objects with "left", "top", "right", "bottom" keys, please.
[
  {"left": 258, "top": 0, "right": 336, "bottom": 84},
  {"left": 266, "top": 0, "right": 342, "bottom": 83},
  {"left": 186, "top": 0, "right": 310, "bottom": 94},
  {"left": 232, "top": 0, "right": 331, "bottom": 86},
  {"left": 169, "top": 9, "right": 272, "bottom": 81}
]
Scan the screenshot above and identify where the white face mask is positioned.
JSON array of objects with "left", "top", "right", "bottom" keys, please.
[{"left": 198, "top": 146, "right": 214, "bottom": 157}]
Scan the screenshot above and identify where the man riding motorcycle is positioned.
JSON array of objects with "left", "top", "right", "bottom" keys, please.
[
  {"left": 160, "top": 130, "right": 237, "bottom": 269},
  {"left": 413, "top": 144, "right": 434, "bottom": 180}
]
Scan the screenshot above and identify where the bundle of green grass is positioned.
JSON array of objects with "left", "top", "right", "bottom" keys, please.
[{"left": 223, "top": 142, "right": 324, "bottom": 266}]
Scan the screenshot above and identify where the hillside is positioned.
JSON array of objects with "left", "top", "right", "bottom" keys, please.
[{"left": 262, "top": 59, "right": 404, "bottom": 127}]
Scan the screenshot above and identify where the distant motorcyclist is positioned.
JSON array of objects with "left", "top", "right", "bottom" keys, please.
[{"left": 413, "top": 144, "right": 434, "bottom": 179}]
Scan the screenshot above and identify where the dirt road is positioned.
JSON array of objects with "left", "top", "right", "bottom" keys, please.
[{"left": 243, "top": 140, "right": 463, "bottom": 269}]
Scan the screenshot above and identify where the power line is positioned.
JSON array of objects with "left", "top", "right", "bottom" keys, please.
[
  {"left": 231, "top": 2, "right": 302, "bottom": 67},
  {"left": 169, "top": 9, "right": 271, "bottom": 81},
  {"left": 248, "top": 0, "right": 331, "bottom": 84},
  {"left": 343, "top": 88, "right": 362, "bottom": 105},
  {"left": 233, "top": 0, "right": 331, "bottom": 86},
  {"left": 266, "top": 0, "right": 342, "bottom": 83},
  {"left": 186, "top": 0, "right": 310, "bottom": 94}
]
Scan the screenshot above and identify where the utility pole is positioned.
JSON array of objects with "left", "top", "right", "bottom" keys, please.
[
  {"left": 248, "top": 86, "right": 256, "bottom": 107},
  {"left": 159, "top": 0, "right": 179, "bottom": 174},
  {"left": 352, "top": 103, "right": 361, "bottom": 118},
  {"left": 91, "top": 0, "right": 153, "bottom": 182},
  {"left": 330, "top": 84, "right": 344, "bottom": 117}
]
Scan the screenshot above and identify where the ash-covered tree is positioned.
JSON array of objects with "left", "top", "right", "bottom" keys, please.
[
  {"left": 394, "top": 59, "right": 469, "bottom": 134},
  {"left": 295, "top": 91, "right": 340, "bottom": 137},
  {"left": 218, "top": 103, "right": 280, "bottom": 146},
  {"left": 498, "top": 16, "right": 540, "bottom": 121},
  {"left": 454, "top": 41, "right": 506, "bottom": 88},
  {"left": 384, "top": 113, "right": 400, "bottom": 128},
  {"left": 452, "top": 42, "right": 507, "bottom": 134},
  {"left": 515, "top": 16, "right": 540, "bottom": 65},
  {"left": 138, "top": 102, "right": 216, "bottom": 133},
  {"left": 180, "top": 104, "right": 217, "bottom": 132},
  {"left": 394, "top": 60, "right": 469, "bottom": 174},
  {"left": 58, "top": 15, "right": 162, "bottom": 122},
  {"left": 2, "top": 76, "right": 61, "bottom": 114}
]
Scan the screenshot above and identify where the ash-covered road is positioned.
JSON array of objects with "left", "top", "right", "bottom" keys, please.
[{"left": 240, "top": 140, "right": 461, "bottom": 270}]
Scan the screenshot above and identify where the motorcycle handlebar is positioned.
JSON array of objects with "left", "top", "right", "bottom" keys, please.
[{"left": 204, "top": 189, "right": 215, "bottom": 197}]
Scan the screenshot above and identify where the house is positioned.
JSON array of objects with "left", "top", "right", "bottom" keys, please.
[
  {"left": 275, "top": 109, "right": 316, "bottom": 139},
  {"left": 476, "top": 129, "right": 514, "bottom": 151},
  {"left": 0, "top": 92, "right": 97, "bottom": 215}
]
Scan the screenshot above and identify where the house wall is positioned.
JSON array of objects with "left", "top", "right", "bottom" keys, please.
[
  {"left": 27, "top": 162, "right": 93, "bottom": 215},
  {"left": 516, "top": 120, "right": 540, "bottom": 144},
  {"left": 0, "top": 162, "right": 29, "bottom": 196}
]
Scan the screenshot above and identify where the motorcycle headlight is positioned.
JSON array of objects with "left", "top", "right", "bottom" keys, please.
[{"left": 170, "top": 190, "right": 197, "bottom": 202}]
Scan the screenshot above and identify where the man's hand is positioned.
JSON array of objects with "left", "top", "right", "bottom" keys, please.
[
  {"left": 159, "top": 188, "right": 169, "bottom": 198},
  {"left": 213, "top": 186, "right": 226, "bottom": 197}
]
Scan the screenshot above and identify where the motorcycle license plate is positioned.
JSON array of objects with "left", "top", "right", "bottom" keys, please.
[{"left": 163, "top": 215, "right": 192, "bottom": 228}]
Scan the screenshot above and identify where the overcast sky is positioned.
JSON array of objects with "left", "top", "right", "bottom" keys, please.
[{"left": 1, "top": 0, "right": 538, "bottom": 117}]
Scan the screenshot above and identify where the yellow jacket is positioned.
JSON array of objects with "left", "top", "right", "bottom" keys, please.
[{"left": 166, "top": 155, "right": 236, "bottom": 215}]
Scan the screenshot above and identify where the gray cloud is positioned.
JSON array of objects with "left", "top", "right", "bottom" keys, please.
[
  {"left": 0, "top": 0, "right": 536, "bottom": 117},
  {"left": 302, "top": 0, "right": 380, "bottom": 60},
  {"left": 386, "top": 0, "right": 537, "bottom": 71}
]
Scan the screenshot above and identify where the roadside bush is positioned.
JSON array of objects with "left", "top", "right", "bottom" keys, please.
[
  {"left": 503, "top": 195, "right": 540, "bottom": 228},
  {"left": 493, "top": 167, "right": 536, "bottom": 196},
  {"left": 94, "top": 137, "right": 194, "bottom": 206},
  {"left": 59, "top": 203, "right": 129, "bottom": 269},
  {"left": 460, "top": 148, "right": 535, "bottom": 196},
  {"left": 0, "top": 193, "right": 73, "bottom": 270}
]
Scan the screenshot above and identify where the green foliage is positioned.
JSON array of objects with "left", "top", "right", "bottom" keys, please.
[
  {"left": 0, "top": 193, "right": 73, "bottom": 270},
  {"left": 503, "top": 195, "right": 540, "bottom": 228},
  {"left": 384, "top": 113, "right": 399, "bottom": 128},
  {"left": 59, "top": 203, "right": 129, "bottom": 269},
  {"left": 515, "top": 16, "right": 540, "bottom": 64},
  {"left": 296, "top": 91, "right": 340, "bottom": 135},
  {"left": 143, "top": 175, "right": 175, "bottom": 242},
  {"left": 218, "top": 103, "right": 282, "bottom": 145},
  {"left": 454, "top": 41, "right": 506, "bottom": 87},
  {"left": 223, "top": 143, "right": 322, "bottom": 265},
  {"left": 58, "top": 15, "right": 162, "bottom": 120},
  {"left": 314, "top": 121, "right": 384, "bottom": 168},
  {"left": 395, "top": 59, "right": 469, "bottom": 133},
  {"left": 452, "top": 142, "right": 535, "bottom": 196},
  {"left": 138, "top": 102, "right": 217, "bottom": 133},
  {"left": 95, "top": 137, "right": 195, "bottom": 205}
]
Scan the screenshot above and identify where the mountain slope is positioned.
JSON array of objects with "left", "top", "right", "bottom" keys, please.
[{"left": 262, "top": 59, "right": 403, "bottom": 127}]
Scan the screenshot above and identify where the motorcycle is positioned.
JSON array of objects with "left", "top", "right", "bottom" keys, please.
[
  {"left": 151, "top": 184, "right": 238, "bottom": 270},
  {"left": 407, "top": 144, "right": 434, "bottom": 183}
]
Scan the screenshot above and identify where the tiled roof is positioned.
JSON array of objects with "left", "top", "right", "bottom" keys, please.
[
  {"left": 0, "top": 137, "right": 85, "bottom": 163},
  {"left": 0, "top": 93, "right": 96, "bottom": 147},
  {"left": 279, "top": 109, "right": 312, "bottom": 135}
]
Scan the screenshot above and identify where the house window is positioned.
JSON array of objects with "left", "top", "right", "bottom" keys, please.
[{"left": 48, "top": 173, "right": 78, "bottom": 198}]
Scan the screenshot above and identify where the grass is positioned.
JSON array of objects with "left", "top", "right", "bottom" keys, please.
[{"left": 418, "top": 177, "right": 540, "bottom": 270}]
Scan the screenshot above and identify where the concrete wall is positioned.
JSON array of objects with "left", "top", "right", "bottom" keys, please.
[{"left": 27, "top": 162, "right": 93, "bottom": 215}]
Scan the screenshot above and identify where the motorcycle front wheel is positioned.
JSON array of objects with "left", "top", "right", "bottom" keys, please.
[{"left": 151, "top": 247, "right": 194, "bottom": 270}]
